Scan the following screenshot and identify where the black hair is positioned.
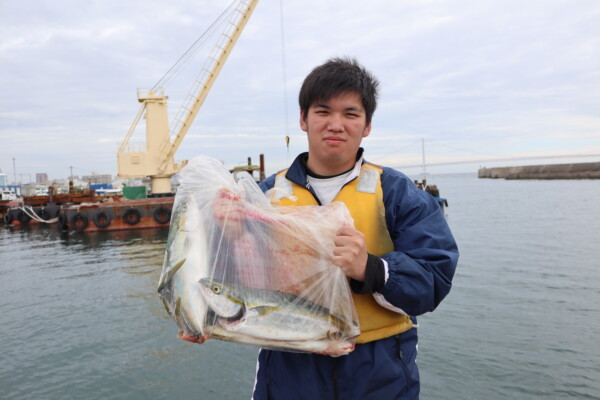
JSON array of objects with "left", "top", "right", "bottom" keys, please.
[{"left": 299, "top": 57, "right": 379, "bottom": 124}]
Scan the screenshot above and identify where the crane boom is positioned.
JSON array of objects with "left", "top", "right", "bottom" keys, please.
[
  {"left": 158, "top": 0, "right": 259, "bottom": 174},
  {"left": 117, "top": 0, "right": 259, "bottom": 194}
]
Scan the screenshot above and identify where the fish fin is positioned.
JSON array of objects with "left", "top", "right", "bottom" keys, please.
[
  {"left": 157, "top": 258, "right": 187, "bottom": 292},
  {"left": 174, "top": 296, "right": 182, "bottom": 317},
  {"left": 251, "top": 305, "right": 279, "bottom": 316},
  {"left": 161, "top": 297, "right": 172, "bottom": 316}
]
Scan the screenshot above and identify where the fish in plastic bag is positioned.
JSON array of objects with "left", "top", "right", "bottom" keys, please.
[{"left": 158, "top": 155, "right": 360, "bottom": 356}]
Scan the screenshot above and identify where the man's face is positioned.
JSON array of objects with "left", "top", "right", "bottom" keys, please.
[{"left": 300, "top": 91, "right": 371, "bottom": 176}]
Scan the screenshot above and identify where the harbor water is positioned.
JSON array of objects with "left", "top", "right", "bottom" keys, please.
[{"left": 1, "top": 173, "right": 599, "bottom": 399}]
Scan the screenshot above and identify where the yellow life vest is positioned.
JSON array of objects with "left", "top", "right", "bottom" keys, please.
[{"left": 272, "top": 163, "right": 413, "bottom": 343}]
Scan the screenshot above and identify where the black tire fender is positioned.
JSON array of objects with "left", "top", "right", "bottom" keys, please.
[
  {"left": 4, "top": 212, "right": 14, "bottom": 224},
  {"left": 38, "top": 208, "right": 51, "bottom": 221},
  {"left": 71, "top": 213, "right": 89, "bottom": 232},
  {"left": 17, "top": 210, "right": 31, "bottom": 224},
  {"left": 58, "top": 213, "right": 68, "bottom": 231},
  {"left": 93, "top": 211, "right": 111, "bottom": 228},
  {"left": 123, "top": 208, "right": 141, "bottom": 225},
  {"left": 153, "top": 206, "right": 171, "bottom": 224}
]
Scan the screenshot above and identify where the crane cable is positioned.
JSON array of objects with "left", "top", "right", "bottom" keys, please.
[
  {"left": 151, "top": 0, "right": 239, "bottom": 91},
  {"left": 280, "top": 0, "right": 290, "bottom": 160}
]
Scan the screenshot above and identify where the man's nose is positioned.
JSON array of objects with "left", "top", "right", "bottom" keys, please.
[{"left": 327, "top": 114, "right": 343, "bottom": 131}]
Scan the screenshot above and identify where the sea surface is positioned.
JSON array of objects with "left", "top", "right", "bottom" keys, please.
[{"left": 1, "top": 173, "right": 599, "bottom": 400}]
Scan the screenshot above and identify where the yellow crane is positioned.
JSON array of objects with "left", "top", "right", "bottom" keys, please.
[{"left": 117, "top": 0, "right": 259, "bottom": 194}]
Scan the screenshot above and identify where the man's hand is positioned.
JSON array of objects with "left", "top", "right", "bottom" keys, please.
[{"left": 333, "top": 226, "right": 368, "bottom": 281}]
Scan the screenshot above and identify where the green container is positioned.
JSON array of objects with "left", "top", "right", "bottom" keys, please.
[{"left": 123, "top": 186, "right": 147, "bottom": 200}]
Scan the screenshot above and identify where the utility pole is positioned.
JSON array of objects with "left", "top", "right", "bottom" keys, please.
[{"left": 13, "top": 157, "right": 16, "bottom": 185}]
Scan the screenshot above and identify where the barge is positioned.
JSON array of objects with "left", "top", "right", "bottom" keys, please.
[
  {"left": 3, "top": 154, "right": 264, "bottom": 233},
  {"left": 2, "top": 184, "right": 117, "bottom": 226},
  {"left": 60, "top": 197, "right": 173, "bottom": 232}
]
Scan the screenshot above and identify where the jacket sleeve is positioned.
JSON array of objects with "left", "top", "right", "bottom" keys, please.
[
  {"left": 378, "top": 168, "right": 459, "bottom": 316},
  {"left": 258, "top": 174, "right": 276, "bottom": 193}
]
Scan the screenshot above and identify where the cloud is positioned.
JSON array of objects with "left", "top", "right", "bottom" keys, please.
[{"left": 1, "top": 0, "right": 600, "bottom": 180}]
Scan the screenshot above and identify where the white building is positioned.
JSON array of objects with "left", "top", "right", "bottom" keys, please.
[{"left": 36, "top": 173, "right": 48, "bottom": 185}]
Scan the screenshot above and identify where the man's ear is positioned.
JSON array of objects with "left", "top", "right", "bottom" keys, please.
[
  {"left": 362, "top": 123, "right": 372, "bottom": 138},
  {"left": 299, "top": 111, "right": 308, "bottom": 132}
]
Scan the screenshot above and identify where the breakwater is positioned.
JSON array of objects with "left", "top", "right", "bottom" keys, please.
[{"left": 478, "top": 161, "right": 600, "bottom": 179}]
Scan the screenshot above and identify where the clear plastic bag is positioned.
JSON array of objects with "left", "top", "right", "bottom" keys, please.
[{"left": 158, "top": 156, "right": 360, "bottom": 356}]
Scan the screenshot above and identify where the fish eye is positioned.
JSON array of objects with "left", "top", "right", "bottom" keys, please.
[{"left": 212, "top": 285, "right": 221, "bottom": 294}]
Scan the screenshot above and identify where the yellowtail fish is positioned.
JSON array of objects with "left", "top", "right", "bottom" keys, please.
[
  {"left": 198, "top": 278, "right": 360, "bottom": 346},
  {"left": 157, "top": 195, "right": 209, "bottom": 339}
]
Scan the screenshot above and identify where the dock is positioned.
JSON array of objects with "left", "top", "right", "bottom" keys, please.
[{"left": 478, "top": 161, "right": 600, "bottom": 180}]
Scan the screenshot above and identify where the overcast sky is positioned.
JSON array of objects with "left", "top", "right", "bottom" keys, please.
[{"left": 1, "top": 0, "right": 599, "bottom": 182}]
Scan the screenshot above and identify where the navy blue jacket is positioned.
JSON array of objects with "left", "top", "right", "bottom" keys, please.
[{"left": 252, "top": 152, "right": 459, "bottom": 399}]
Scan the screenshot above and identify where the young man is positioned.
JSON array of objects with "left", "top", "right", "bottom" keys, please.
[{"left": 252, "top": 57, "right": 459, "bottom": 399}]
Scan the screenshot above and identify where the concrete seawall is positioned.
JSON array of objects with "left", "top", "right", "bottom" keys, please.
[{"left": 478, "top": 162, "right": 600, "bottom": 179}]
